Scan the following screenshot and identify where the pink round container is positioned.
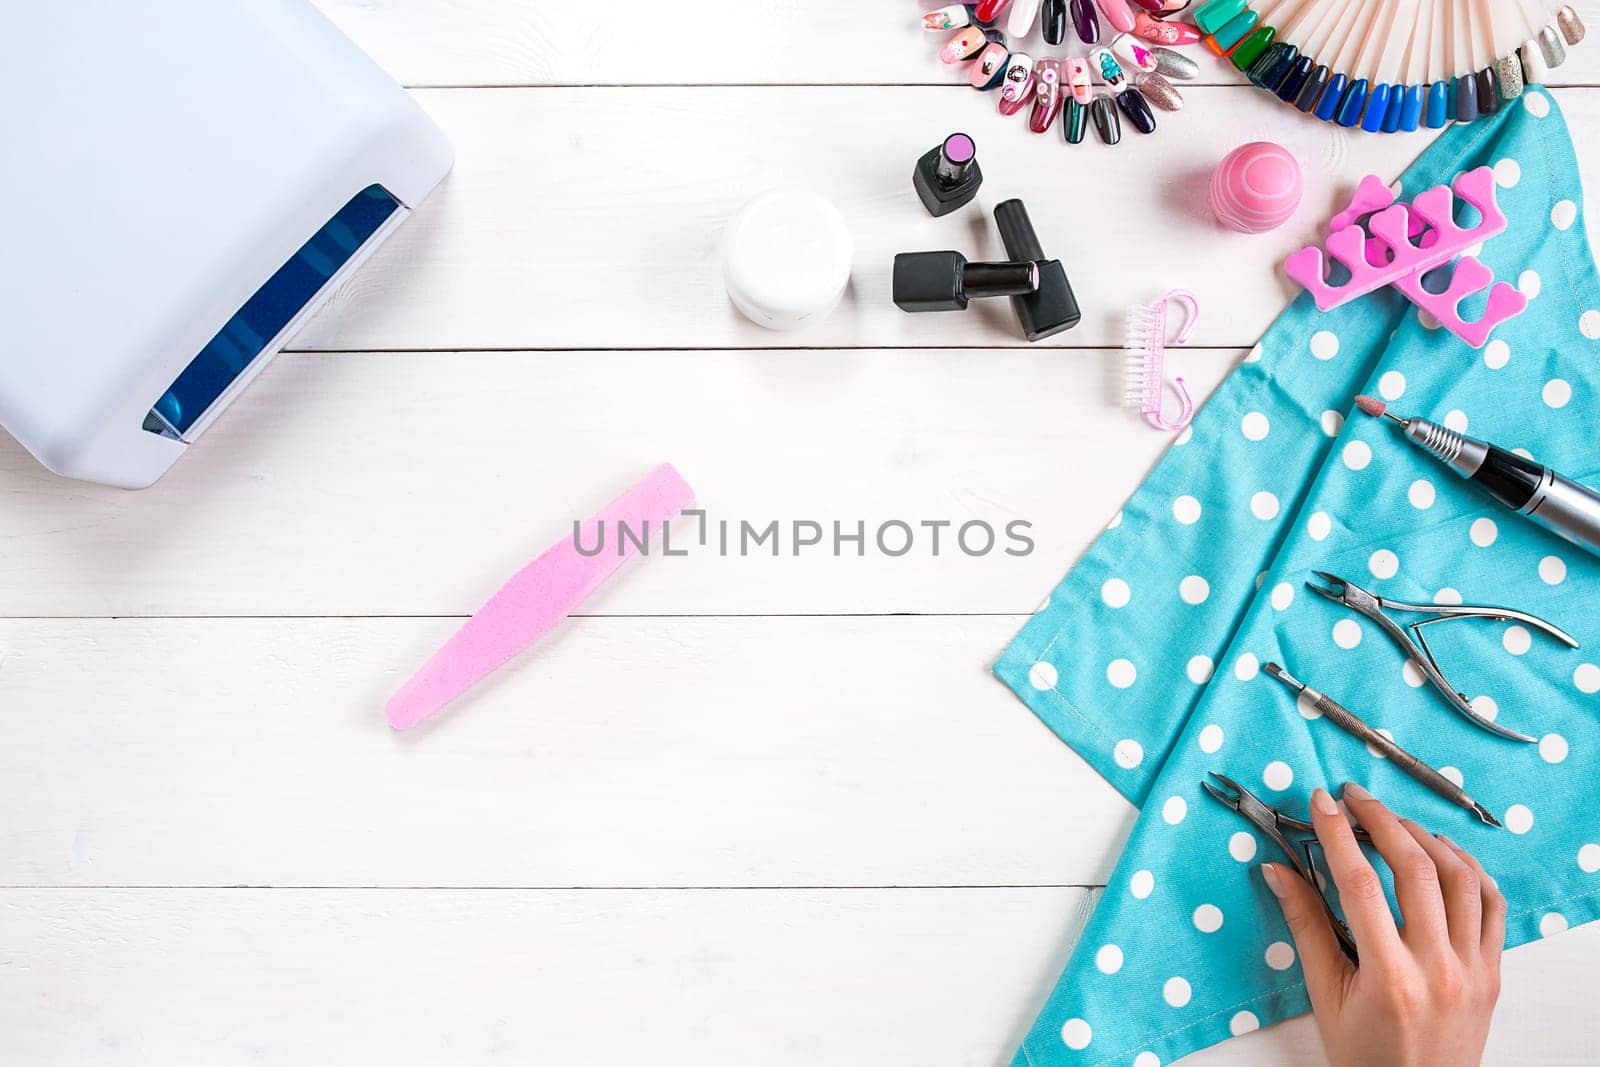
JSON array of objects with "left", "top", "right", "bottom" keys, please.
[{"left": 1209, "top": 142, "right": 1303, "bottom": 234}]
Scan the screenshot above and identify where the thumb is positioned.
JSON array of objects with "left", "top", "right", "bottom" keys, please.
[{"left": 1262, "top": 862, "right": 1352, "bottom": 1011}]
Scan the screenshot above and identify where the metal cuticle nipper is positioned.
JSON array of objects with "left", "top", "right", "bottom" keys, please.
[
  {"left": 1203, "top": 771, "right": 1368, "bottom": 962},
  {"left": 1305, "top": 571, "right": 1579, "bottom": 744}
]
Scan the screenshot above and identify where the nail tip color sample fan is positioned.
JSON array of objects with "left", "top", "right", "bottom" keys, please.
[{"left": 1191, "top": 0, "right": 1586, "bottom": 130}]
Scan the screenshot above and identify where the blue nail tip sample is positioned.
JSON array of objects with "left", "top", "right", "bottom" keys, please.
[
  {"left": 1425, "top": 80, "right": 1450, "bottom": 127},
  {"left": 1454, "top": 73, "right": 1478, "bottom": 122},
  {"left": 1277, "top": 56, "right": 1314, "bottom": 102},
  {"left": 1315, "top": 72, "right": 1348, "bottom": 121},
  {"left": 1399, "top": 84, "right": 1424, "bottom": 131},
  {"left": 1336, "top": 78, "right": 1369, "bottom": 127},
  {"left": 1360, "top": 83, "right": 1390, "bottom": 131},
  {"left": 1294, "top": 65, "right": 1329, "bottom": 112},
  {"left": 1381, "top": 84, "right": 1404, "bottom": 132}
]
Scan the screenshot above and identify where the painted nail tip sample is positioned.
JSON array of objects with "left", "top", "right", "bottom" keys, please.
[
  {"left": 1248, "top": 42, "right": 1296, "bottom": 90},
  {"left": 1559, "top": 5, "right": 1586, "bottom": 45},
  {"left": 1095, "top": 0, "right": 1139, "bottom": 33},
  {"left": 1425, "top": 80, "right": 1450, "bottom": 127},
  {"left": 1071, "top": 0, "right": 1101, "bottom": 43},
  {"left": 1193, "top": 0, "right": 1246, "bottom": 35},
  {"left": 1398, "top": 84, "right": 1424, "bottom": 131},
  {"left": 1042, "top": 0, "right": 1067, "bottom": 44},
  {"left": 1116, "top": 87, "right": 1157, "bottom": 132},
  {"left": 1335, "top": 79, "right": 1368, "bottom": 127},
  {"left": 1312, "top": 72, "right": 1346, "bottom": 121},
  {"left": 1360, "top": 83, "right": 1390, "bottom": 131},
  {"left": 1454, "top": 73, "right": 1478, "bottom": 122},
  {"left": 941, "top": 26, "right": 989, "bottom": 62},
  {"left": 1293, "top": 65, "right": 1329, "bottom": 112},
  {"left": 1064, "top": 97, "right": 1089, "bottom": 142},
  {"left": 1134, "top": 12, "right": 1201, "bottom": 45},
  {"left": 1276, "top": 55, "right": 1314, "bottom": 102},
  {"left": 970, "top": 43, "right": 1012, "bottom": 89},
  {"left": 1152, "top": 47, "right": 1200, "bottom": 80},
  {"left": 1497, "top": 55, "right": 1524, "bottom": 100},
  {"left": 1211, "top": 8, "right": 1258, "bottom": 51},
  {"left": 1135, "top": 71, "right": 1183, "bottom": 110},
  {"left": 1090, "top": 95, "right": 1122, "bottom": 143},
  {"left": 1231, "top": 26, "right": 1274, "bottom": 71}
]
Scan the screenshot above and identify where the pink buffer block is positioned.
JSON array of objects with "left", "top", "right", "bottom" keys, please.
[
  {"left": 386, "top": 464, "right": 695, "bottom": 730},
  {"left": 1286, "top": 167, "right": 1528, "bottom": 348}
]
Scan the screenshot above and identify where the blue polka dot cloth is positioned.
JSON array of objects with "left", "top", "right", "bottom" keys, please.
[{"left": 995, "top": 91, "right": 1600, "bottom": 1067}]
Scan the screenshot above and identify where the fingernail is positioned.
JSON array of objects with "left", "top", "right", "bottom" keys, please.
[
  {"left": 1115, "top": 88, "right": 1157, "bottom": 133},
  {"left": 1135, "top": 12, "right": 1202, "bottom": 45},
  {"left": 1111, "top": 33, "right": 1158, "bottom": 72},
  {"left": 1151, "top": 47, "right": 1200, "bottom": 81},
  {"left": 1090, "top": 95, "right": 1121, "bottom": 144},
  {"left": 1342, "top": 781, "right": 1372, "bottom": 802},
  {"left": 1099, "top": 0, "right": 1139, "bottom": 33},
  {"left": 1261, "top": 863, "right": 1287, "bottom": 897},
  {"left": 1435, "top": 832, "right": 1457, "bottom": 847},
  {"left": 1064, "top": 56, "right": 1094, "bottom": 103},
  {"left": 923, "top": 4, "right": 974, "bottom": 31},
  {"left": 969, "top": 42, "right": 1012, "bottom": 89},
  {"left": 1135, "top": 71, "right": 1183, "bottom": 110},
  {"left": 975, "top": 0, "right": 1012, "bottom": 23},
  {"left": 1312, "top": 787, "right": 1340, "bottom": 816},
  {"left": 1070, "top": 0, "right": 1101, "bottom": 44},
  {"left": 1029, "top": 60, "right": 1066, "bottom": 132},
  {"left": 1089, "top": 46, "right": 1129, "bottom": 91},
  {"left": 941, "top": 26, "right": 989, "bottom": 63},
  {"left": 998, "top": 54, "right": 1037, "bottom": 114}
]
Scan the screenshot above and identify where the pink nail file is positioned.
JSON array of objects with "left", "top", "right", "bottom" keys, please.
[{"left": 385, "top": 463, "right": 695, "bottom": 730}]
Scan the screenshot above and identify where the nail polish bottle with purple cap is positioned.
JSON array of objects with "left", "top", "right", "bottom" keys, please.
[{"left": 913, "top": 132, "right": 984, "bottom": 217}]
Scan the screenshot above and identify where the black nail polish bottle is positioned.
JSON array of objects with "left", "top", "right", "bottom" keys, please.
[
  {"left": 893, "top": 252, "right": 1040, "bottom": 312},
  {"left": 993, "top": 199, "right": 1081, "bottom": 341},
  {"left": 913, "top": 133, "right": 984, "bottom": 217}
]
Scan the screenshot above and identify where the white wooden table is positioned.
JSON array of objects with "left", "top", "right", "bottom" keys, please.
[{"left": 5, "top": 3, "right": 1599, "bottom": 1063}]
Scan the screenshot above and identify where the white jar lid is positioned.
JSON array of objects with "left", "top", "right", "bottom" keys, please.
[{"left": 722, "top": 190, "right": 853, "bottom": 331}]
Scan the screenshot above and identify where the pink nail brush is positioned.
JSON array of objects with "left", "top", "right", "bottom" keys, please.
[{"left": 386, "top": 464, "right": 695, "bottom": 730}]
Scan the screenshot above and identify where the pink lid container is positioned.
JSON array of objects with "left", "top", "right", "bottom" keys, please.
[{"left": 1209, "top": 142, "right": 1304, "bottom": 234}]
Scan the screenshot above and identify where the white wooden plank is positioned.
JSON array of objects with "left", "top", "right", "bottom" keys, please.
[
  {"left": 309, "top": 0, "right": 1600, "bottom": 88},
  {"left": 0, "top": 616, "right": 1133, "bottom": 888},
  {"left": 0, "top": 348, "right": 1234, "bottom": 618},
  {"left": 4, "top": 887, "right": 1595, "bottom": 1066},
  {"left": 291, "top": 86, "right": 1600, "bottom": 352}
]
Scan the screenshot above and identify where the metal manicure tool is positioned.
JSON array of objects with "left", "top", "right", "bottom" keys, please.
[
  {"left": 1305, "top": 571, "right": 1579, "bottom": 744},
  {"left": 1202, "top": 771, "right": 1368, "bottom": 962},
  {"left": 1263, "top": 662, "right": 1502, "bottom": 828}
]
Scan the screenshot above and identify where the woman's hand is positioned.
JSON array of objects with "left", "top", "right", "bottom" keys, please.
[{"left": 1262, "top": 782, "right": 1506, "bottom": 1067}]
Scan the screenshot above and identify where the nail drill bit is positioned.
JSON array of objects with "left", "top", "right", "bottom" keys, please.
[{"left": 1264, "top": 662, "right": 1503, "bottom": 828}]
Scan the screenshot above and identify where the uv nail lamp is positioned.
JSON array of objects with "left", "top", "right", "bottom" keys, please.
[{"left": 0, "top": 1, "right": 453, "bottom": 489}]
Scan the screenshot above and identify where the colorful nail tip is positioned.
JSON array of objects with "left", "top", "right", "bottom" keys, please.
[
  {"left": 1293, "top": 65, "right": 1329, "bottom": 112},
  {"left": 1090, "top": 46, "right": 1128, "bottom": 90},
  {"left": 1211, "top": 8, "right": 1258, "bottom": 51},
  {"left": 1110, "top": 32, "right": 1159, "bottom": 71},
  {"left": 970, "top": 42, "right": 1012, "bottom": 89},
  {"left": 1496, "top": 55, "right": 1525, "bottom": 100},
  {"left": 1475, "top": 68, "right": 1500, "bottom": 115},
  {"left": 1065, "top": 56, "right": 1095, "bottom": 102},
  {"left": 1540, "top": 25, "right": 1568, "bottom": 68},
  {"left": 975, "top": 0, "right": 1013, "bottom": 24},
  {"left": 1424, "top": 80, "right": 1450, "bottom": 127},
  {"left": 1097, "top": 0, "right": 1139, "bottom": 33},
  {"left": 998, "top": 54, "right": 1037, "bottom": 113},
  {"left": 1276, "top": 55, "right": 1314, "bottom": 102},
  {"left": 1007, "top": 0, "right": 1043, "bottom": 36},
  {"left": 1360, "top": 83, "right": 1390, "bottom": 131},
  {"left": 1090, "top": 95, "right": 1122, "bottom": 143},
  {"left": 1042, "top": 0, "right": 1067, "bottom": 44},
  {"left": 1116, "top": 87, "right": 1157, "bottom": 132},
  {"left": 1454, "top": 73, "right": 1478, "bottom": 122},
  {"left": 1380, "top": 84, "right": 1404, "bottom": 131},
  {"left": 1065, "top": 97, "right": 1089, "bottom": 142},
  {"left": 1193, "top": 0, "right": 1246, "bottom": 35},
  {"left": 1071, "top": 0, "right": 1101, "bottom": 43},
  {"left": 1398, "top": 84, "right": 1424, "bottom": 130},
  {"left": 1133, "top": 12, "right": 1200, "bottom": 45},
  {"left": 1559, "top": 5, "right": 1586, "bottom": 45},
  {"left": 1134, "top": 71, "right": 1183, "bottom": 110},
  {"left": 1314, "top": 72, "right": 1347, "bottom": 121},
  {"left": 1151, "top": 47, "right": 1200, "bottom": 81},
  {"left": 923, "top": 4, "right": 975, "bottom": 31},
  {"left": 1231, "top": 26, "right": 1275, "bottom": 71},
  {"left": 940, "top": 26, "right": 989, "bottom": 62},
  {"left": 1029, "top": 59, "right": 1066, "bottom": 132},
  {"left": 1247, "top": 42, "right": 1295, "bottom": 90},
  {"left": 1334, "top": 78, "right": 1367, "bottom": 127}
]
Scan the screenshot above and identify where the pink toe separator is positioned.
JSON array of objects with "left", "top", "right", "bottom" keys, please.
[{"left": 1285, "top": 167, "right": 1528, "bottom": 349}]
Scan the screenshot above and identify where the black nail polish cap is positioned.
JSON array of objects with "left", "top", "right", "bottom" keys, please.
[
  {"left": 893, "top": 251, "right": 1040, "bottom": 312},
  {"left": 913, "top": 133, "right": 983, "bottom": 217},
  {"left": 992, "top": 200, "right": 1081, "bottom": 341}
]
